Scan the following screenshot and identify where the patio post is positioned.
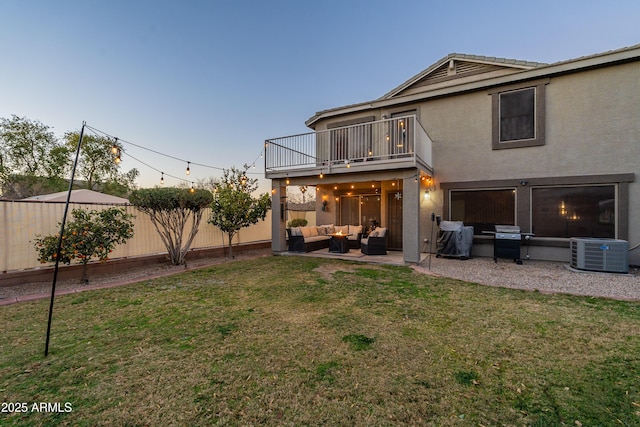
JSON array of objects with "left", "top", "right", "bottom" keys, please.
[
  {"left": 402, "top": 175, "right": 421, "bottom": 263},
  {"left": 271, "top": 180, "right": 287, "bottom": 253}
]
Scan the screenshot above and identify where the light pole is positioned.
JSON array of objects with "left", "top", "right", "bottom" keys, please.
[{"left": 44, "top": 121, "right": 85, "bottom": 357}]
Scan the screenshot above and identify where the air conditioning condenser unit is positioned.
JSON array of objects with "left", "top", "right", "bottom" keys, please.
[{"left": 570, "top": 237, "right": 629, "bottom": 274}]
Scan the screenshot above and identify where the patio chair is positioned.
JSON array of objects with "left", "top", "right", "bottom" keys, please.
[{"left": 360, "top": 227, "right": 387, "bottom": 255}]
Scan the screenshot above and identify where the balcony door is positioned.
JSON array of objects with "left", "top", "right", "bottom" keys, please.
[
  {"left": 328, "top": 116, "right": 374, "bottom": 163},
  {"left": 390, "top": 111, "right": 416, "bottom": 157}
]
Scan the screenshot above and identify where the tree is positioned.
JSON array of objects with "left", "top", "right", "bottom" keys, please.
[
  {"left": 64, "top": 131, "right": 139, "bottom": 196},
  {"left": 0, "top": 115, "right": 70, "bottom": 197},
  {"left": 129, "top": 187, "right": 213, "bottom": 266},
  {"left": 208, "top": 165, "right": 271, "bottom": 259},
  {"left": 33, "top": 207, "right": 135, "bottom": 283}
]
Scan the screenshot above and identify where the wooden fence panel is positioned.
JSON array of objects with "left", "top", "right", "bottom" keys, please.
[{"left": 0, "top": 201, "right": 272, "bottom": 272}]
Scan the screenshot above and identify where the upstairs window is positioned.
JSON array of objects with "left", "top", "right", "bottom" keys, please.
[
  {"left": 500, "top": 88, "right": 535, "bottom": 141},
  {"left": 491, "top": 80, "right": 547, "bottom": 150}
]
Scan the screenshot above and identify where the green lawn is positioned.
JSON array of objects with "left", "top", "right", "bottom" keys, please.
[{"left": 1, "top": 256, "right": 639, "bottom": 426}]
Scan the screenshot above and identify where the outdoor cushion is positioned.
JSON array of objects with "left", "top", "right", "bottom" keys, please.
[
  {"left": 300, "top": 227, "right": 313, "bottom": 238},
  {"left": 304, "top": 235, "right": 330, "bottom": 243},
  {"left": 318, "top": 224, "right": 335, "bottom": 235},
  {"left": 335, "top": 225, "right": 349, "bottom": 234},
  {"left": 348, "top": 225, "right": 362, "bottom": 237},
  {"left": 370, "top": 227, "right": 386, "bottom": 237},
  {"left": 309, "top": 226, "right": 319, "bottom": 237},
  {"left": 290, "top": 227, "right": 302, "bottom": 236}
]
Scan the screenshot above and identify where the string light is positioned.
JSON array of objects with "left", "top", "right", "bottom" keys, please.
[
  {"left": 111, "top": 137, "right": 119, "bottom": 155},
  {"left": 85, "top": 124, "right": 264, "bottom": 177},
  {"left": 190, "top": 182, "right": 195, "bottom": 193},
  {"left": 83, "top": 124, "right": 265, "bottom": 188}
]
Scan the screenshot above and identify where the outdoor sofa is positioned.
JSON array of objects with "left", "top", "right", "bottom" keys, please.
[{"left": 287, "top": 224, "right": 362, "bottom": 252}]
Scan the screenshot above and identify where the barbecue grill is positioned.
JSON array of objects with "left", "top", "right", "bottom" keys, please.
[{"left": 492, "top": 225, "right": 534, "bottom": 264}]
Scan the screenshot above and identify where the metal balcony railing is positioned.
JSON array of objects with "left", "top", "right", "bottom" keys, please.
[{"left": 265, "top": 115, "right": 432, "bottom": 176}]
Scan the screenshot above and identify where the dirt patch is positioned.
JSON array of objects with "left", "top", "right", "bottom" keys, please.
[{"left": 313, "top": 264, "right": 360, "bottom": 281}]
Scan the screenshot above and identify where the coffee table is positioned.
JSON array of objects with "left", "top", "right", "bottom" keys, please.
[{"left": 328, "top": 233, "right": 352, "bottom": 253}]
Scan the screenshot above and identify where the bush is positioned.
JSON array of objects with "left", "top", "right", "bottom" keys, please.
[
  {"left": 287, "top": 218, "right": 308, "bottom": 228},
  {"left": 33, "top": 207, "right": 135, "bottom": 283}
]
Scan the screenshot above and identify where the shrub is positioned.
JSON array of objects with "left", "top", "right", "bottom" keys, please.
[{"left": 287, "top": 218, "right": 308, "bottom": 228}]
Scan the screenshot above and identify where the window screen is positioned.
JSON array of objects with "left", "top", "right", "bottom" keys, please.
[
  {"left": 450, "top": 189, "right": 515, "bottom": 234},
  {"left": 531, "top": 186, "right": 615, "bottom": 238},
  {"left": 500, "top": 88, "right": 535, "bottom": 142}
]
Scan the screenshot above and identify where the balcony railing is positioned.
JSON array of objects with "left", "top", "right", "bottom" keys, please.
[{"left": 265, "top": 115, "right": 432, "bottom": 177}]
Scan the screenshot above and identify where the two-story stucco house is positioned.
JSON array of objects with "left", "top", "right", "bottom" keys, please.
[{"left": 265, "top": 44, "right": 640, "bottom": 266}]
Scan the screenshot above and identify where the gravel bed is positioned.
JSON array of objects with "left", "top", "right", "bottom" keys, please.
[{"left": 415, "top": 256, "right": 640, "bottom": 301}]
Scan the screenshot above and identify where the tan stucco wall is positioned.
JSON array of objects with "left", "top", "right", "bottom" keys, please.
[
  {"left": 308, "top": 60, "right": 639, "bottom": 264},
  {"left": 417, "top": 62, "right": 639, "bottom": 262},
  {"left": 422, "top": 62, "right": 639, "bottom": 182}
]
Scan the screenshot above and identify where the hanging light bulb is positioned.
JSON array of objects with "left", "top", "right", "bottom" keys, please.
[
  {"left": 114, "top": 149, "right": 122, "bottom": 164},
  {"left": 190, "top": 182, "right": 195, "bottom": 193},
  {"left": 160, "top": 172, "right": 164, "bottom": 185},
  {"left": 186, "top": 161, "right": 191, "bottom": 175},
  {"left": 111, "top": 137, "right": 119, "bottom": 155},
  {"left": 285, "top": 177, "right": 290, "bottom": 185},
  {"left": 319, "top": 171, "right": 324, "bottom": 179}
]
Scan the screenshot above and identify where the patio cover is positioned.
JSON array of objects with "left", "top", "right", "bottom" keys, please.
[{"left": 21, "top": 189, "right": 129, "bottom": 204}]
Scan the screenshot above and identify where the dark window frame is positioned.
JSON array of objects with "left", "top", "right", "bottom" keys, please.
[
  {"left": 490, "top": 79, "right": 549, "bottom": 150},
  {"left": 531, "top": 185, "right": 617, "bottom": 238},
  {"left": 449, "top": 188, "right": 516, "bottom": 235}
]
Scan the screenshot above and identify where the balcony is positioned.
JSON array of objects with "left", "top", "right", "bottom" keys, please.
[{"left": 264, "top": 115, "right": 433, "bottom": 179}]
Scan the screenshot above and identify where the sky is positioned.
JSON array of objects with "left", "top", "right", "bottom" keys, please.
[{"left": 1, "top": 0, "right": 639, "bottom": 192}]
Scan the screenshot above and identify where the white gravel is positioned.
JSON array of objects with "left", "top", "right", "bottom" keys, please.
[{"left": 414, "top": 256, "right": 640, "bottom": 301}]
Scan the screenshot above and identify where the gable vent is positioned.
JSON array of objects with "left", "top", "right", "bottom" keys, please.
[{"left": 456, "top": 61, "right": 498, "bottom": 74}]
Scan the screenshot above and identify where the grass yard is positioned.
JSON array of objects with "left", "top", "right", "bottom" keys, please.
[{"left": 1, "top": 256, "right": 639, "bottom": 426}]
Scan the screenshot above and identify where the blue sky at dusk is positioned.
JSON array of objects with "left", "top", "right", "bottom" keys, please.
[{"left": 1, "top": 0, "right": 638, "bottom": 190}]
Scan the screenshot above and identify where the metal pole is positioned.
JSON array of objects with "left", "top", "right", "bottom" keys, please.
[
  {"left": 45, "top": 121, "right": 85, "bottom": 357},
  {"left": 428, "top": 213, "right": 435, "bottom": 269}
]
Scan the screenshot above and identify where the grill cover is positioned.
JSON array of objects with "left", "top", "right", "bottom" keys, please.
[{"left": 436, "top": 221, "right": 473, "bottom": 259}]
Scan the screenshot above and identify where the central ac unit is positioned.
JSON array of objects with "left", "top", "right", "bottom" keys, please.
[{"left": 570, "top": 238, "right": 629, "bottom": 273}]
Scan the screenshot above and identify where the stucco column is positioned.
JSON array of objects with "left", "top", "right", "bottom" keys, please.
[
  {"left": 271, "top": 180, "right": 287, "bottom": 253},
  {"left": 403, "top": 176, "right": 421, "bottom": 263}
]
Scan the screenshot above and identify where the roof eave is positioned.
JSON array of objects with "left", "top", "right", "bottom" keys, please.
[{"left": 305, "top": 44, "right": 640, "bottom": 129}]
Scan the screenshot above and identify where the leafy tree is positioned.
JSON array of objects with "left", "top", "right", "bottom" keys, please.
[
  {"left": 64, "top": 131, "right": 139, "bottom": 195},
  {"left": 129, "top": 187, "right": 213, "bottom": 266},
  {"left": 0, "top": 115, "right": 70, "bottom": 197},
  {"left": 33, "top": 207, "right": 135, "bottom": 283},
  {"left": 208, "top": 165, "right": 271, "bottom": 259}
]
